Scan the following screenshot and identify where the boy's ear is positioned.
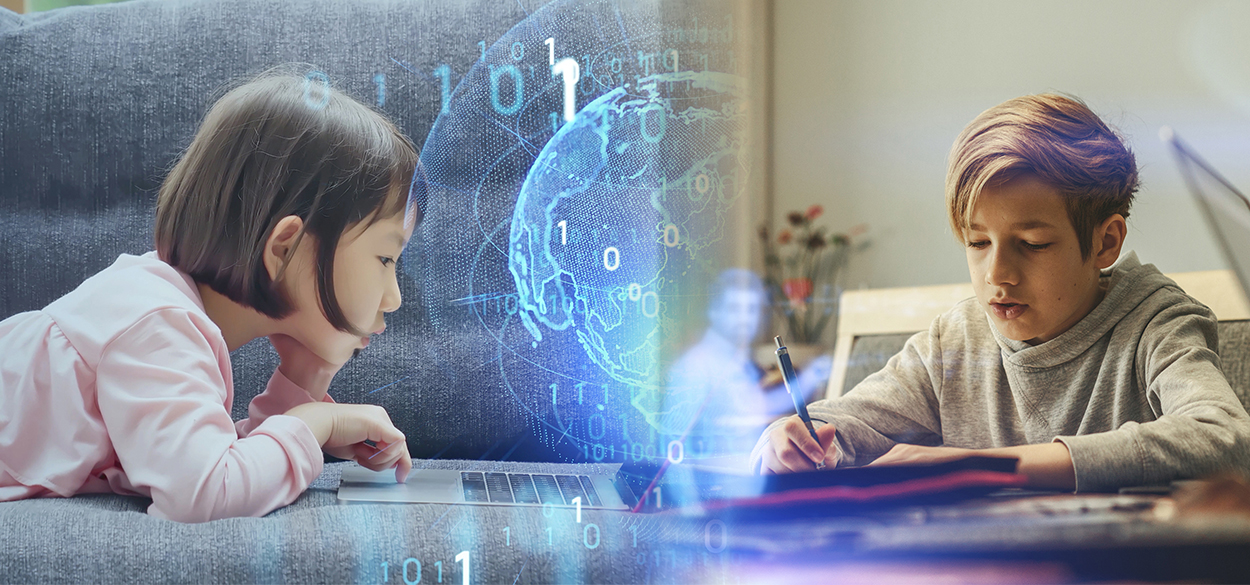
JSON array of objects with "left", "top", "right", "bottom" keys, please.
[
  {"left": 1093, "top": 213, "right": 1127, "bottom": 270},
  {"left": 264, "top": 215, "right": 305, "bottom": 282}
]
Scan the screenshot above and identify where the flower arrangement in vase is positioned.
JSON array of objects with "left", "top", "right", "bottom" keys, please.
[{"left": 758, "top": 205, "right": 864, "bottom": 347}]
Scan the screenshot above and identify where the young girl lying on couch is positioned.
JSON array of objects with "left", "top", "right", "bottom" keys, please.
[{"left": 0, "top": 69, "right": 417, "bottom": 522}]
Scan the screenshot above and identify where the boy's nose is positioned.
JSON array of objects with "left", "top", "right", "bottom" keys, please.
[{"left": 986, "top": 247, "right": 1021, "bottom": 286}]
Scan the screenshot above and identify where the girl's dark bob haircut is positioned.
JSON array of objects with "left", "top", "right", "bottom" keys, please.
[{"left": 155, "top": 67, "right": 420, "bottom": 338}]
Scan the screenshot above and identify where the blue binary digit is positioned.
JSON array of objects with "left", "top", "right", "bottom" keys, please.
[
  {"left": 584, "top": 523, "right": 601, "bottom": 549},
  {"left": 587, "top": 413, "right": 605, "bottom": 439},
  {"left": 629, "top": 523, "right": 638, "bottom": 547},
  {"left": 374, "top": 73, "right": 386, "bottom": 107},
  {"left": 302, "top": 70, "right": 330, "bottom": 110},
  {"left": 402, "top": 558, "right": 421, "bottom": 585},
  {"left": 503, "top": 526, "right": 511, "bottom": 546},
  {"left": 489, "top": 65, "right": 524, "bottom": 115},
  {"left": 639, "top": 104, "right": 666, "bottom": 143},
  {"left": 434, "top": 65, "right": 451, "bottom": 114},
  {"left": 477, "top": 40, "right": 485, "bottom": 60},
  {"left": 455, "top": 552, "right": 469, "bottom": 585},
  {"left": 704, "top": 519, "right": 727, "bottom": 553},
  {"left": 381, "top": 561, "right": 389, "bottom": 583},
  {"left": 434, "top": 560, "right": 442, "bottom": 583},
  {"left": 511, "top": 41, "right": 525, "bottom": 60}
]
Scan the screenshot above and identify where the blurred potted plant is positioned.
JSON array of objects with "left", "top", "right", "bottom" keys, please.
[{"left": 757, "top": 205, "right": 864, "bottom": 366}]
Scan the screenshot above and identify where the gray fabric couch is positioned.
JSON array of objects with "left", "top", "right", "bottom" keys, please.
[{"left": 0, "top": 0, "right": 720, "bottom": 582}]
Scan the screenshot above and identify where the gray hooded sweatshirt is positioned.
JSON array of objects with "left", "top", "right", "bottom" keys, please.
[{"left": 750, "top": 252, "right": 1250, "bottom": 492}]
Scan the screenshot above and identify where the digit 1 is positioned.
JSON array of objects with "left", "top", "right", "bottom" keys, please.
[
  {"left": 546, "top": 526, "right": 553, "bottom": 545},
  {"left": 552, "top": 58, "right": 579, "bottom": 123},
  {"left": 477, "top": 40, "right": 486, "bottom": 60},
  {"left": 557, "top": 220, "right": 567, "bottom": 245},
  {"left": 573, "top": 496, "right": 582, "bottom": 523},
  {"left": 434, "top": 64, "right": 451, "bottom": 114},
  {"left": 544, "top": 37, "right": 555, "bottom": 65},
  {"left": 550, "top": 111, "right": 559, "bottom": 134},
  {"left": 374, "top": 73, "right": 386, "bottom": 107},
  {"left": 503, "top": 526, "right": 510, "bottom": 546},
  {"left": 435, "top": 560, "right": 443, "bottom": 583},
  {"left": 381, "top": 561, "right": 389, "bottom": 582},
  {"left": 455, "top": 551, "right": 470, "bottom": 585},
  {"left": 655, "top": 486, "right": 662, "bottom": 509},
  {"left": 629, "top": 523, "right": 638, "bottom": 547},
  {"left": 551, "top": 382, "right": 558, "bottom": 405}
]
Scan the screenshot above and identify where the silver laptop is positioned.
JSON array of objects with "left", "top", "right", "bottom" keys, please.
[
  {"left": 337, "top": 464, "right": 635, "bottom": 510},
  {"left": 1163, "top": 126, "right": 1250, "bottom": 297}
]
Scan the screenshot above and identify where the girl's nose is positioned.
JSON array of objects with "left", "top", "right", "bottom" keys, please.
[{"left": 381, "top": 272, "right": 402, "bottom": 313}]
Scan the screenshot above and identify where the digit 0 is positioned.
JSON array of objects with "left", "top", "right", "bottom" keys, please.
[
  {"left": 603, "top": 247, "right": 620, "bottom": 271},
  {"left": 663, "top": 224, "right": 680, "bottom": 247}
]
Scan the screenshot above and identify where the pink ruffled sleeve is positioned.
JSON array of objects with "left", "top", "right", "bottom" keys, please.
[{"left": 95, "top": 309, "right": 325, "bottom": 523}]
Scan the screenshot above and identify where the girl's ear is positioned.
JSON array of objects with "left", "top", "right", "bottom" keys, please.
[{"left": 264, "top": 215, "right": 305, "bottom": 282}]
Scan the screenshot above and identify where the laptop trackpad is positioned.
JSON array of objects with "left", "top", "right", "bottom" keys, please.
[{"left": 339, "top": 468, "right": 463, "bottom": 504}]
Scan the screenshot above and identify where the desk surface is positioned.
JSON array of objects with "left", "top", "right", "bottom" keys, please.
[{"left": 667, "top": 489, "right": 1250, "bottom": 583}]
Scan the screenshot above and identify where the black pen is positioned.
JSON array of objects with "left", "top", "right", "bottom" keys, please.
[{"left": 775, "top": 336, "right": 826, "bottom": 470}]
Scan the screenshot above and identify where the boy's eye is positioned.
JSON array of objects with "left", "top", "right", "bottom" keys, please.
[
  {"left": 1022, "top": 242, "right": 1051, "bottom": 251},
  {"left": 966, "top": 240, "right": 989, "bottom": 249}
]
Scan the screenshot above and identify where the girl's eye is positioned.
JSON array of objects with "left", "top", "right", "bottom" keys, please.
[
  {"left": 966, "top": 240, "right": 989, "bottom": 249},
  {"left": 380, "top": 257, "right": 395, "bottom": 267},
  {"left": 1022, "top": 242, "right": 1051, "bottom": 251}
]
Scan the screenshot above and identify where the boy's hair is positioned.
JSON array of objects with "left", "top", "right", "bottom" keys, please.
[
  {"left": 155, "top": 67, "right": 420, "bottom": 337},
  {"left": 946, "top": 93, "right": 1139, "bottom": 260}
]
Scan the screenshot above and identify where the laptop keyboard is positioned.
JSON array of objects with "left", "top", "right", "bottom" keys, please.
[{"left": 460, "top": 472, "right": 604, "bottom": 506}]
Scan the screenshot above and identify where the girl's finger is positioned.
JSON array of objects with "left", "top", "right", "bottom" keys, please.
[
  {"left": 394, "top": 444, "right": 413, "bottom": 482},
  {"left": 355, "top": 443, "right": 396, "bottom": 471}
]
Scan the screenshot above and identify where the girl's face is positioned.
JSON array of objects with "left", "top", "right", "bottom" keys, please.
[{"left": 278, "top": 212, "right": 412, "bottom": 366}]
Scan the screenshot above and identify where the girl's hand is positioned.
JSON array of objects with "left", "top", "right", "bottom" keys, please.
[
  {"left": 284, "top": 402, "right": 413, "bottom": 483},
  {"left": 270, "top": 333, "right": 341, "bottom": 401},
  {"left": 867, "top": 444, "right": 976, "bottom": 467}
]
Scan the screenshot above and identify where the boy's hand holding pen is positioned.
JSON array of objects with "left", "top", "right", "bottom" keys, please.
[{"left": 761, "top": 336, "right": 840, "bottom": 474}]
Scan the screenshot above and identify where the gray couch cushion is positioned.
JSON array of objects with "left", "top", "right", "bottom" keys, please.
[{"left": 0, "top": 460, "right": 663, "bottom": 584}]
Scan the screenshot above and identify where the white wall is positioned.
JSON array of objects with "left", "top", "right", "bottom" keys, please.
[{"left": 771, "top": 0, "right": 1250, "bottom": 290}]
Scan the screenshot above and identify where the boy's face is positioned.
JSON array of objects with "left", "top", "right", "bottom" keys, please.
[
  {"left": 282, "top": 212, "right": 412, "bottom": 365},
  {"left": 963, "top": 174, "right": 1112, "bottom": 345}
]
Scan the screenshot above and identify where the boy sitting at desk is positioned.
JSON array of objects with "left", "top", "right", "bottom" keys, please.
[{"left": 751, "top": 93, "right": 1250, "bottom": 492}]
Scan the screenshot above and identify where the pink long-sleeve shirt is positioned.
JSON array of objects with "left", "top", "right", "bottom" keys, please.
[{"left": 0, "top": 251, "right": 330, "bottom": 523}]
